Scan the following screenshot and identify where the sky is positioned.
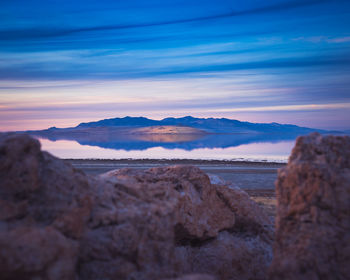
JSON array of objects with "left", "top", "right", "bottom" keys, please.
[{"left": 1, "top": 0, "right": 350, "bottom": 131}]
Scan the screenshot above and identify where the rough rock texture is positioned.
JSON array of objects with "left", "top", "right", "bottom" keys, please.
[
  {"left": 103, "top": 167, "right": 273, "bottom": 280},
  {"left": 0, "top": 133, "right": 273, "bottom": 280},
  {"left": 0, "top": 133, "right": 92, "bottom": 280},
  {"left": 172, "top": 182, "right": 273, "bottom": 280},
  {"left": 102, "top": 167, "right": 236, "bottom": 242},
  {"left": 270, "top": 133, "right": 350, "bottom": 280}
]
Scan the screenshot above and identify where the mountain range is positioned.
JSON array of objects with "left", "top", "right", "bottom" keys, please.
[
  {"left": 20, "top": 116, "right": 337, "bottom": 151},
  {"left": 42, "top": 116, "right": 326, "bottom": 134}
]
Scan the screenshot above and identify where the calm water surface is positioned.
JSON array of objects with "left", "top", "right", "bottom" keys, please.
[{"left": 38, "top": 138, "right": 294, "bottom": 162}]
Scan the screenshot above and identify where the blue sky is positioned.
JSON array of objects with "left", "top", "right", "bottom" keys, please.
[{"left": 1, "top": 0, "right": 350, "bottom": 130}]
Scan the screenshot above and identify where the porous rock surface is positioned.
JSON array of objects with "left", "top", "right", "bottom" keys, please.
[
  {"left": 103, "top": 168, "right": 273, "bottom": 280},
  {"left": 0, "top": 133, "right": 273, "bottom": 280},
  {"left": 270, "top": 133, "right": 350, "bottom": 279}
]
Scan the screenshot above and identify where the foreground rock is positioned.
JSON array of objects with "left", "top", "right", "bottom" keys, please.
[
  {"left": 103, "top": 168, "right": 273, "bottom": 280},
  {"left": 0, "top": 133, "right": 273, "bottom": 280},
  {"left": 0, "top": 133, "right": 92, "bottom": 280},
  {"left": 270, "top": 133, "right": 350, "bottom": 279}
]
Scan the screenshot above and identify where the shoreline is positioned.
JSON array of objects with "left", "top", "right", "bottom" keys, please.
[
  {"left": 66, "top": 158, "right": 284, "bottom": 193},
  {"left": 66, "top": 158, "right": 279, "bottom": 218},
  {"left": 64, "top": 158, "right": 287, "bottom": 167}
]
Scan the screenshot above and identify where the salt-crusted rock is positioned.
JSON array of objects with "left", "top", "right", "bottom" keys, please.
[
  {"left": 0, "top": 133, "right": 273, "bottom": 280},
  {"left": 270, "top": 133, "right": 350, "bottom": 279}
]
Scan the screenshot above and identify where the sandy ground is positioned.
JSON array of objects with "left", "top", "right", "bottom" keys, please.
[{"left": 66, "top": 159, "right": 282, "bottom": 218}]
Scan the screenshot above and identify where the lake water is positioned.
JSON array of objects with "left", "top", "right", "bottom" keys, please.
[{"left": 38, "top": 137, "right": 295, "bottom": 162}]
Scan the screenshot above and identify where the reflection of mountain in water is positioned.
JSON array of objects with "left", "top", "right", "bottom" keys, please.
[
  {"left": 25, "top": 116, "right": 333, "bottom": 151},
  {"left": 132, "top": 133, "right": 204, "bottom": 143},
  {"left": 32, "top": 128, "right": 302, "bottom": 151},
  {"left": 76, "top": 133, "right": 300, "bottom": 151}
]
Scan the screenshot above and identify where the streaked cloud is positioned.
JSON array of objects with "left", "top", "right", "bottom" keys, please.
[
  {"left": 0, "top": 0, "right": 333, "bottom": 41},
  {"left": 293, "top": 36, "right": 350, "bottom": 43},
  {"left": 210, "top": 103, "right": 350, "bottom": 112},
  {"left": 0, "top": 0, "right": 350, "bottom": 131}
]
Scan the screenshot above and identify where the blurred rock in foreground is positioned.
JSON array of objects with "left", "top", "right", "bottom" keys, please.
[
  {"left": 0, "top": 133, "right": 272, "bottom": 280},
  {"left": 270, "top": 133, "right": 350, "bottom": 279}
]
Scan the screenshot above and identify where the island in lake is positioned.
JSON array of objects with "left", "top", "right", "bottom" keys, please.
[{"left": 22, "top": 116, "right": 335, "bottom": 151}]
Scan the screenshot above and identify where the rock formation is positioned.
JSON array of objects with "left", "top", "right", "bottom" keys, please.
[
  {"left": 0, "top": 133, "right": 273, "bottom": 280},
  {"left": 103, "top": 167, "right": 273, "bottom": 280},
  {"left": 0, "top": 133, "right": 93, "bottom": 280},
  {"left": 270, "top": 133, "right": 350, "bottom": 279}
]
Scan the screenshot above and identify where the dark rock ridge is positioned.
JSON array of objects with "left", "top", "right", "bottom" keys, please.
[
  {"left": 0, "top": 133, "right": 273, "bottom": 280},
  {"left": 270, "top": 133, "right": 350, "bottom": 279}
]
